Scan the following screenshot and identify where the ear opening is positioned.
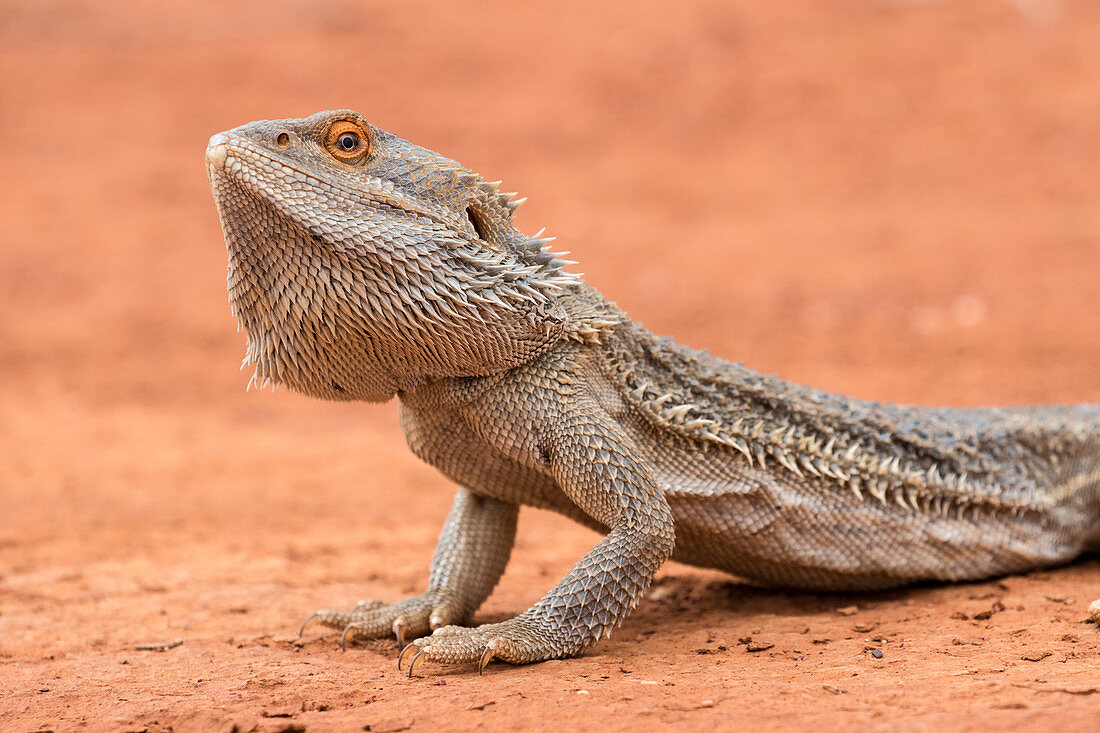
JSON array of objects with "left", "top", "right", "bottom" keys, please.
[{"left": 466, "top": 206, "right": 489, "bottom": 240}]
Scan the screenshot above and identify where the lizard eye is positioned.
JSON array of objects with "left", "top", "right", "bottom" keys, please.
[
  {"left": 337, "top": 132, "right": 359, "bottom": 151},
  {"left": 325, "top": 120, "right": 370, "bottom": 163}
]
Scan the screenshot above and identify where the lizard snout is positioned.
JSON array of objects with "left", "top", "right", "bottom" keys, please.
[{"left": 206, "top": 133, "right": 230, "bottom": 170}]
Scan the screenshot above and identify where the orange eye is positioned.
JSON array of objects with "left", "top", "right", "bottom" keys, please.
[{"left": 325, "top": 120, "right": 370, "bottom": 163}]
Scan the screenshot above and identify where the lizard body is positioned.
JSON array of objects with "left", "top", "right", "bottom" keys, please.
[{"left": 206, "top": 110, "right": 1100, "bottom": 673}]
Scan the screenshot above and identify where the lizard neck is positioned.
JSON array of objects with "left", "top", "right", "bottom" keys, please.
[
  {"left": 398, "top": 372, "right": 512, "bottom": 412},
  {"left": 398, "top": 284, "right": 623, "bottom": 412}
]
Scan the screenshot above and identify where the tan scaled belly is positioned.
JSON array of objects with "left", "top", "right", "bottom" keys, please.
[{"left": 648, "top": 449, "right": 1080, "bottom": 591}]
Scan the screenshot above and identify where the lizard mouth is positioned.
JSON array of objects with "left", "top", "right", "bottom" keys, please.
[{"left": 205, "top": 133, "right": 473, "bottom": 243}]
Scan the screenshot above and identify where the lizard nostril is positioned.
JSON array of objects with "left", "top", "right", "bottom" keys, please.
[{"left": 276, "top": 132, "right": 290, "bottom": 149}]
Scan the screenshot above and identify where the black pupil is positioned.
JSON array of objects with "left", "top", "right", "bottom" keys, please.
[{"left": 338, "top": 133, "right": 358, "bottom": 151}]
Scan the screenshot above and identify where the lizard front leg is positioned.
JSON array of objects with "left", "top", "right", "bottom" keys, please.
[
  {"left": 301, "top": 487, "right": 518, "bottom": 648},
  {"left": 399, "top": 398, "right": 676, "bottom": 675}
]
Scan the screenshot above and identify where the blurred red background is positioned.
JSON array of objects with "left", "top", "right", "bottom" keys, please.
[{"left": 2, "top": 1, "right": 1098, "bottom": 730}]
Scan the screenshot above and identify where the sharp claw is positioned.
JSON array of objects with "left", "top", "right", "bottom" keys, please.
[
  {"left": 478, "top": 646, "right": 496, "bottom": 675},
  {"left": 397, "top": 642, "right": 419, "bottom": 671},
  {"left": 393, "top": 618, "right": 406, "bottom": 649},
  {"left": 298, "top": 612, "right": 321, "bottom": 638},
  {"left": 407, "top": 648, "right": 428, "bottom": 678},
  {"left": 339, "top": 624, "right": 357, "bottom": 652}
]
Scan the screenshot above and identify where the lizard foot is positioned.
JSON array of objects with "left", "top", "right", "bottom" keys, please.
[
  {"left": 298, "top": 591, "right": 468, "bottom": 650},
  {"left": 397, "top": 617, "right": 557, "bottom": 676}
]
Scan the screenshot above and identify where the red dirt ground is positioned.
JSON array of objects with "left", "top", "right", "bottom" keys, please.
[{"left": 2, "top": 1, "right": 1099, "bottom": 730}]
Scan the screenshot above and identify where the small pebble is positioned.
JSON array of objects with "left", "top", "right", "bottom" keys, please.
[
  {"left": 1086, "top": 599, "right": 1100, "bottom": 624},
  {"left": 135, "top": 639, "right": 183, "bottom": 652},
  {"left": 745, "top": 641, "right": 774, "bottom": 652},
  {"left": 1021, "top": 651, "right": 1051, "bottom": 662}
]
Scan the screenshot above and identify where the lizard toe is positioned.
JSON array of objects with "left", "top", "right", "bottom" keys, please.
[
  {"left": 340, "top": 609, "right": 432, "bottom": 649},
  {"left": 395, "top": 622, "right": 543, "bottom": 676},
  {"left": 301, "top": 592, "right": 462, "bottom": 649},
  {"left": 349, "top": 598, "right": 387, "bottom": 613},
  {"left": 298, "top": 608, "right": 354, "bottom": 636}
]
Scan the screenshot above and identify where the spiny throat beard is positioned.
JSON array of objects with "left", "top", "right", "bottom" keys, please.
[
  {"left": 221, "top": 194, "right": 400, "bottom": 401},
  {"left": 214, "top": 181, "right": 568, "bottom": 402}
]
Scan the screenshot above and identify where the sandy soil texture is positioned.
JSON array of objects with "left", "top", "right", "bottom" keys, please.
[{"left": 2, "top": 1, "right": 1099, "bottom": 730}]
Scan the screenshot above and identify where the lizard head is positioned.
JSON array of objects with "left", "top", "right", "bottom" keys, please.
[{"left": 206, "top": 109, "right": 578, "bottom": 402}]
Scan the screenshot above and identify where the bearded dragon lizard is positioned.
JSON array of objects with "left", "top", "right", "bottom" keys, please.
[{"left": 206, "top": 110, "right": 1100, "bottom": 675}]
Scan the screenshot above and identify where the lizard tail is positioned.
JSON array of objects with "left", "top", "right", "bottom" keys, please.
[
  {"left": 1080, "top": 445, "right": 1100, "bottom": 552},
  {"left": 1052, "top": 407, "right": 1100, "bottom": 552},
  {"left": 1089, "top": 467, "right": 1100, "bottom": 552}
]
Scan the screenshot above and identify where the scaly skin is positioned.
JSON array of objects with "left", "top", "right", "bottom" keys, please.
[{"left": 206, "top": 110, "right": 1100, "bottom": 675}]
